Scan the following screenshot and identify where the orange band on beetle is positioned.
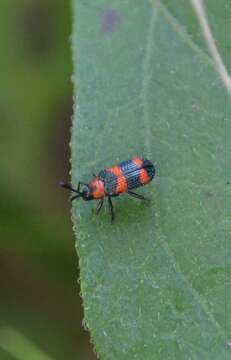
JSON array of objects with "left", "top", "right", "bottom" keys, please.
[
  {"left": 139, "top": 169, "right": 150, "bottom": 185},
  {"left": 108, "top": 166, "right": 127, "bottom": 193},
  {"left": 108, "top": 165, "right": 123, "bottom": 177},
  {"left": 116, "top": 176, "right": 127, "bottom": 193},
  {"left": 132, "top": 156, "right": 143, "bottom": 167}
]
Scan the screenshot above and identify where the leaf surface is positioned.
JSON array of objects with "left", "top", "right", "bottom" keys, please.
[{"left": 72, "top": 1, "right": 231, "bottom": 358}]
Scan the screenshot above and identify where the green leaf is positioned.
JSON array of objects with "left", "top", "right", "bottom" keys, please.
[{"left": 71, "top": 0, "right": 231, "bottom": 358}]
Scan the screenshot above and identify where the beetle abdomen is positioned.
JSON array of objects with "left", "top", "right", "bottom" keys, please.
[{"left": 99, "top": 156, "right": 155, "bottom": 195}]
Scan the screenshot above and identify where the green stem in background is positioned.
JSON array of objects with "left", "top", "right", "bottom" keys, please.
[{"left": 0, "top": 328, "right": 54, "bottom": 360}]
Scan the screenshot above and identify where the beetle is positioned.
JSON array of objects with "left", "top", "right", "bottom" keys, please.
[{"left": 60, "top": 156, "right": 155, "bottom": 221}]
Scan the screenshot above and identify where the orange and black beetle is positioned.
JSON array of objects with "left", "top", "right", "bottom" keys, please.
[{"left": 60, "top": 156, "right": 155, "bottom": 221}]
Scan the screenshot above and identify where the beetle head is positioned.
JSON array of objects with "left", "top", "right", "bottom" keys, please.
[{"left": 59, "top": 182, "right": 93, "bottom": 201}]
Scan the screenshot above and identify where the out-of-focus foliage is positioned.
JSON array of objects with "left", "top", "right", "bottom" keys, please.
[{"left": 0, "top": 1, "right": 95, "bottom": 359}]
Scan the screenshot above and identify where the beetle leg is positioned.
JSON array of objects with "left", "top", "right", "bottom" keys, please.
[
  {"left": 108, "top": 196, "right": 115, "bottom": 222},
  {"left": 77, "top": 182, "right": 81, "bottom": 192},
  {"left": 96, "top": 199, "right": 104, "bottom": 215},
  {"left": 127, "top": 191, "right": 146, "bottom": 200}
]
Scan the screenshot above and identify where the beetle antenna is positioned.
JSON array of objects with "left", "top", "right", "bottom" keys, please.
[{"left": 59, "top": 181, "right": 83, "bottom": 195}]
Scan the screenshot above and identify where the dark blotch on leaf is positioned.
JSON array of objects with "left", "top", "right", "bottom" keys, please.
[
  {"left": 204, "top": 191, "right": 213, "bottom": 199},
  {"left": 100, "top": 8, "right": 120, "bottom": 33},
  {"left": 192, "top": 104, "right": 200, "bottom": 112}
]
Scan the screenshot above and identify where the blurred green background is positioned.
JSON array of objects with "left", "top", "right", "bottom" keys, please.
[{"left": 0, "top": 1, "right": 96, "bottom": 359}]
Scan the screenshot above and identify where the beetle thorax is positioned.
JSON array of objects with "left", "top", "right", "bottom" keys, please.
[{"left": 89, "top": 178, "right": 105, "bottom": 199}]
